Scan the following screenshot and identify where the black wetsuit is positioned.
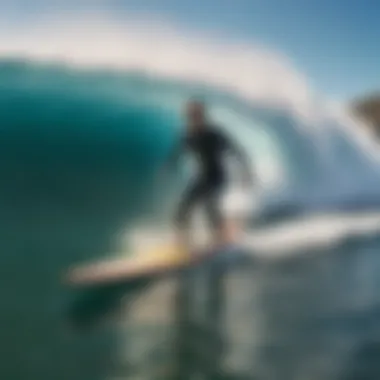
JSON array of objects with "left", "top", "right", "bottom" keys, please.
[{"left": 170, "top": 125, "right": 249, "bottom": 231}]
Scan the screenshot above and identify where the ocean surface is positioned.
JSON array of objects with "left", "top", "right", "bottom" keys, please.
[{"left": 1, "top": 59, "right": 380, "bottom": 380}]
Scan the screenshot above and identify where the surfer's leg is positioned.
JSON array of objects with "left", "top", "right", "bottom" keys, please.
[
  {"left": 203, "top": 179, "right": 228, "bottom": 246},
  {"left": 174, "top": 179, "right": 204, "bottom": 249}
]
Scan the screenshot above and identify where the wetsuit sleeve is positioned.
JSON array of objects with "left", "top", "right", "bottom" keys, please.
[{"left": 219, "top": 130, "right": 254, "bottom": 182}]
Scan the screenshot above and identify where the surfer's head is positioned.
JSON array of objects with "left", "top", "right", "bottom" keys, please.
[{"left": 185, "top": 98, "right": 208, "bottom": 131}]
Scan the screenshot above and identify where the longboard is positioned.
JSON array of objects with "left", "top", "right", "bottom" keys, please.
[
  {"left": 64, "top": 221, "right": 244, "bottom": 287},
  {"left": 64, "top": 243, "right": 229, "bottom": 287}
]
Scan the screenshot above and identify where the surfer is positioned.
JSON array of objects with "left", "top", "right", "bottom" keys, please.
[{"left": 162, "top": 99, "right": 253, "bottom": 249}]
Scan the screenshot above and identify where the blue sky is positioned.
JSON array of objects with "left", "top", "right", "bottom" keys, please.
[{"left": 4, "top": 0, "right": 380, "bottom": 100}]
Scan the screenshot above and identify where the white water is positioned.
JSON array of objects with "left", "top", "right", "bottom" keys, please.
[{"left": 4, "top": 9, "right": 380, "bottom": 380}]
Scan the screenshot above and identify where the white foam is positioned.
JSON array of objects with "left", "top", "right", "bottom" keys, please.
[
  {"left": 243, "top": 212, "right": 380, "bottom": 258},
  {"left": 123, "top": 211, "right": 380, "bottom": 261},
  {"left": 0, "top": 9, "right": 316, "bottom": 120}
]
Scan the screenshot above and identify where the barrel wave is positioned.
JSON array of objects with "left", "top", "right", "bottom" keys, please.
[{"left": 2, "top": 58, "right": 380, "bottom": 380}]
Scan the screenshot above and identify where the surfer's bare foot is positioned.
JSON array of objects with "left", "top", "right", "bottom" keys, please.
[
  {"left": 207, "top": 230, "right": 227, "bottom": 252},
  {"left": 225, "top": 219, "right": 242, "bottom": 242},
  {"left": 208, "top": 221, "right": 239, "bottom": 251},
  {"left": 174, "top": 230, "right": 191, "bottom": 257}
]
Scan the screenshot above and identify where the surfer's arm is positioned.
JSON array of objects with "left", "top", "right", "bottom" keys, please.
[{"left": 221, "top": 132, "right": 254, "bottom": 185}]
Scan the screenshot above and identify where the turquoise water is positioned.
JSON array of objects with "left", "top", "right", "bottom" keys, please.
[
  {"left": 0, "top": 60, "right": 183, "bottom": 379},
  {"left": 2, "top": 59, "right": 380, "bottom": 379}
]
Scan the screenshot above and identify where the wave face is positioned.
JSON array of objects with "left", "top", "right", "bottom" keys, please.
[
  {"left": 3, "top": 59, "right": 380, "bottom": 213},
  {"left": 2, "top": 59, "right": 380, "bottom": 380}
]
